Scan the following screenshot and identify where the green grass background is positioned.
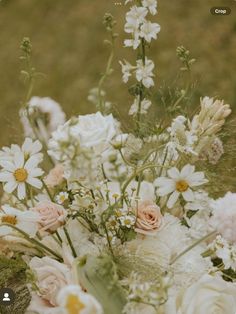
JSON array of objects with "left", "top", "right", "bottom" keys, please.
[{"left": 0, "top": 0, "right": 235, "bottom": 147}]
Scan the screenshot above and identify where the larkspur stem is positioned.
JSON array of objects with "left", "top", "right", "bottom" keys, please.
[{"left": 170, "top": 230, "right": 217, "bottom": 265}]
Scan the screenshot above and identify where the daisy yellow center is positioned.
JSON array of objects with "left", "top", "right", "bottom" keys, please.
[
  {"left": 14, "top": 168, "right": 28, "bottom": 182},
  {"left": 124, "top": 219, "right": 131, "bottom": 225},
  {"left": 2, "top": 215, "right": 17, "bottom": 225},
  {"left": 66, "top": 294, "right": 85, "bottom": 314},
  {"left": 176, "top": 180, "right": 189, "bottom": 192}
]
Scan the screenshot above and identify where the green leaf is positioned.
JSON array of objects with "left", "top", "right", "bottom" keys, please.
[{"left": 76, "top": 254, "right": 127, "bottom": 314}]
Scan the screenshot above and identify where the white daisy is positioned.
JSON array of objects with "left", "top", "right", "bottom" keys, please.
[
  {"left": 0, "top": 151, "right": 44, "bottom": 200},
  {"left": 155, "top": 164, "right": 208, "bottom": 208},
  {"left": 21, "top": 138, "right": 43, "bottom": 161},
  {"left": 119, "top": 215, "right": 136, "bottom": 228},
  {"left": 57, "top": 285, "right": 103, "bottom": 314},
  {"left": 0, "top": 205, "right": 39, "bottom": 237},
  {"left": 0, "top": 138, "right": 43, "bottom": 163},
  {"left": 56, "top": 192, "right": 69, "bottom": 204}
]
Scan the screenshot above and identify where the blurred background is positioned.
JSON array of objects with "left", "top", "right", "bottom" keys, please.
[{"left": 0, "top": 0, "right": 235, "bottom": 147}]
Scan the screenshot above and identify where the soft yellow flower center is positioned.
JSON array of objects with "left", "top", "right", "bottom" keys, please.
[
  {"left": 2, "top": 215, "right": 17, "bottom": 225},
  {"left": 66, "top": 294, "right": 85, "bottom": 314},
  {"left": 14, "top": 168, "right": 28, "bottom": 182},
  {"left": 176, "top": 180, "right": 189, "bottom": 192},
  {"left": 124, "top": 218, "right": 131, "bottom": 226}
]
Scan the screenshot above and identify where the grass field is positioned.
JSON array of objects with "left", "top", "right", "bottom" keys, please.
[{"left": 0, "top": 0, "right": 235, "bottom": 147}]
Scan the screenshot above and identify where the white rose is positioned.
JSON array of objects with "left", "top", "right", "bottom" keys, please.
[
  {"left": 174, "top": 274, "right": 236, "bottom": 314},
  {"left": 29, "top": 256, "right": 72, "bottom": 306},
  {"left": 71, "top": 112, "right": 118, "bottom": 154}
]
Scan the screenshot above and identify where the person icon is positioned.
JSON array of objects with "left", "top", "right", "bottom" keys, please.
[
  {"left": 0, "top": 288, "right": 15, "bottom": 305},
  {"left": 2, "top": 292, "right": 10, "bottom": 302}
]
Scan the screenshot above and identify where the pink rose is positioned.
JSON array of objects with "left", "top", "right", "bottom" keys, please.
[
  {"left": 135, "top": 201, "right": 163, "bottom": 236},
  {"left": 32, "top": 201, "right": 67, "bottom": 233},
  {"left": 44, "top": 164, "right": 64, "bottom": 188}
]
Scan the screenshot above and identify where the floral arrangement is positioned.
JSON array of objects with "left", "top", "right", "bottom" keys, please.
[{"left": 0, "top": 1, "right": 236, "bottom": 314}]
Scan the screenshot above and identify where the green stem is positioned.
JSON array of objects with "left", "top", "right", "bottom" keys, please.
[
  {"left": 121, "top": 163, "right": 169, "bottom": 197},
  {"left": 63, "top": 226, "right": 77, "bottom": 258},
  {"left": 1, "top": 223, "right": 63, "bottom": 261},
  {"left": 170, "top": 230, "right": 217, "bottom": 265},
  {"left": 41, "top": 179, "right": 54, "bottom": 202}
]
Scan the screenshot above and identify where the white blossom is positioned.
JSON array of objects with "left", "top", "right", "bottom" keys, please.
[
  {"left": 136, "top": 58, "right": 155, "bottom": 88},
  {"left": 140, "top": 20, "right": 160, "bottom": 43}
]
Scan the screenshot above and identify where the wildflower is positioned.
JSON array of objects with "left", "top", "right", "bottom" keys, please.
[
  {"left": 119, "top": 60, "right": 135, "bottom": 83},
  {"left": 124, "top": 6, "right": 148, "bottom": 35},
  {"left": 142, "top": 0, "right": 158, "bottom": 15},
  {"left": 136, "top": 58, "right": 155, "bottom": 88},
  {"left": 129, "top": 97, "right": 151, "bottom": 116},
  {"left": 140, "top": 21, "right": 160, "bottom": 43},
  {"left": 0, "top": 148, "right": 44, "bottom": 200},
  {"left": 190, "top": 97, "right": 231, "bottom": 136},
  {"left": 155, "top": 164, "right": 208, "bottom": 208},
  {"left": 56, "top": 192, "right": 69, "bottom": 205},
  {"left": 0, "top": 205, "right": 39, "bottom": 237},
  {"left": 119, "top": 215, "right": 136, "bottom": 228},
  {"left": 57, "top": 285, "right": 103, "bottom": 314}
]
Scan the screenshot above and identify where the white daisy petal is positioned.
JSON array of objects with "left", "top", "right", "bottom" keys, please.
[
  {"left": 167, "top": 191, "right": 180, "bottom": 208},
  {"left": 4, "top": 180, "right": 17, "bottom": 193},
  {"left": 155, "top": 177, "right": 173, "bottom": 187},
  {"left": 180, "top": 164, "right": 195, "bottom": 178},
  {"left": 24, "top": 156, "right": 40, "bottom": 170},
  {"left": 0, "top": 160, "right": 15, "bottom": 172},
  {"left": 0, "top": 171, "right": 13, "bottom": 182},
  {"left": 26, "top": 177, "right": 43, "bottom": 189},
  {"left": 157, "top": 182, "right": 176, "bottom": 196},
  {"left": 14, "top": 152, "right": 25, "bottom": 168},
  {"left": 182, "top": 188, "right": 195, "bottom": 202},
  {"left": 17, "top": 183, "right": 26, "bottom": 200},
  {"left": 167, "top": 167, "right": 180, "bottom": 179},
  {"left": 30, "top": 168, "right": 44, "bottom": 177},
  {"left": 188, "top": 172, "right": 208, "bottom": 186}
]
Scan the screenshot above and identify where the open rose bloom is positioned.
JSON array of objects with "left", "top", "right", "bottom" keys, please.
[
  {"left": 135, "top": 201, "right": 163, "bottom": 235},
  {"left": 0, "top": 1, "right": 235, "bottom": 314}
]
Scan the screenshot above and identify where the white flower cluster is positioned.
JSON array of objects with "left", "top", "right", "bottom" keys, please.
[
  {"left": 120, "top": 57, "right": 155, "bottom": 88},
  {"left": 0, "top": 2, "right": 235, "bottom": 313},
  {"left": 124, "top": 1, "right": 160, "bottom": 49},
  {"left": 209, "top": 235, "right": 236, "bottom": 271},
  {"left": 120, "top": 0, "right": 160, "bottom": 117}
]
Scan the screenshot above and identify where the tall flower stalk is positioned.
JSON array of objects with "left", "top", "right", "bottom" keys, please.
[{"left": 120, "top": 0, "right": 160, "bottom": 134}]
